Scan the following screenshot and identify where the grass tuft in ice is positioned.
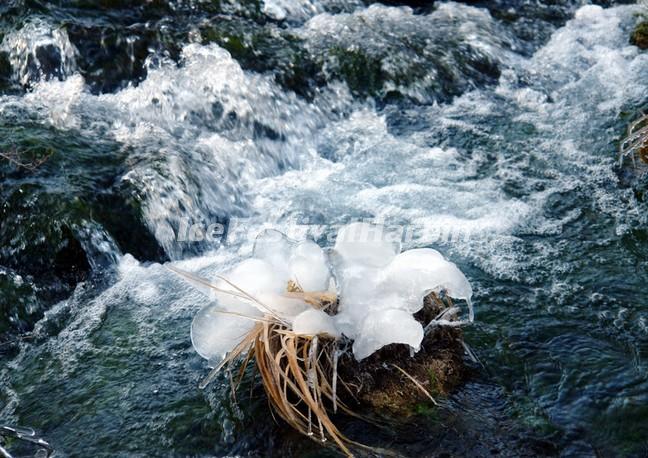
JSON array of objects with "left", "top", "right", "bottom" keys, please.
[{"left": 170, "top": 223, "right": 475, "bottom": 456}]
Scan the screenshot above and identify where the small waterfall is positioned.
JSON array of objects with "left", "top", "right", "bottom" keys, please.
[{"left": 1, "top": 19, "right": 78, "bottom": 87}]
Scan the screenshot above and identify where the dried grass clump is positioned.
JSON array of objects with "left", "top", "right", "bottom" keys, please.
[
  {"left": 197, "top": 305, "right": 366, "bottom": 456},
  {"left": 254, "top": 323, "right": 366, "bottom": 455},
  {"left": 211, "top": 300, "right": 463, "bottom": 456}
]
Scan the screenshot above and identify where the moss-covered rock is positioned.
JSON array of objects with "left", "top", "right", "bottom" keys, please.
[
  {"left": 630, "top": 20, "right": 648, "bottom": 50},
  {"left": 0, "top": 0, "right": 267, "bottom": 94},
  {"left": 0, "top": 187, "right": 91, "bottom": 291},
  {"left": 337, "top": 294, "right": 469, "bottom": 417},
  {"left": 327, "top": 46, "right": 385, "bottom": 96},
  {"left": 66, "top": 23, "right": 182, "bottom": 93},
  {"left": 300, "top": 4, "right": 507, "bottom": 104}
]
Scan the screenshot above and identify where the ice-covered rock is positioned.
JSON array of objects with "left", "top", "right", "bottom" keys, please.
[
  {"left": 330, "top": 225, "right": 473, "bottom": 357},
  {"left": 380, "top": 248, "right": 473, "bottom": 307}
]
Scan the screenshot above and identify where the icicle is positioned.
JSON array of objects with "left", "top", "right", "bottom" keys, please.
[
  {"left": 303, "top": 336, "right": 326, "bottom": 442},
  {"left": 306, "top": 337, "right": 318, "bottom": 437},
  {"left": 332, "top": 343, "right": 339, "bottom": 414},
  {"left": 319, "top": 418, "right": 326, "bottom": 443},
  {"left": 307, "top": 336, "right": 319, "bottom": 389},
  {"left": 198, "top": 356, "right": 229, "bottom": 389},
  {"left": 424, "top": 306, "right": 461, "bottom": 332}
]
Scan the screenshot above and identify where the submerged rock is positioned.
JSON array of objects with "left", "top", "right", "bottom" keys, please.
[
  {"left": 0, "top": 51, "right": 10, "bottom": 86},
  {"left": 298, "top": 3, "right": 512, "bottom": 103},
  {"left": 0, "top": 19, "right": 78, "bottom": 87},
  {"left": 65, "top": 22, "right": 181, "bottom": 94},
  {"left": 198, "top": 17, "right": 322, "bottom": 99}
]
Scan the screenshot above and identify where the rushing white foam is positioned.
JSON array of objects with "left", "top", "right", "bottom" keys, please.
[
  {"left": 0, "top": 42, "right": 353, "bottom": 258},
  {"left": 251, "top": 107, "right": 535, "bottom": 259},
  {"left": 262, "top": 0, "right": 362, "bottom": 22},
  {"left": 0, "top": 3, "right": 642, "bottom": 289},
  {"left": 263, "top": 0, "right": 321, "bottom": 21},
  {"left": 246, "top": 4, "right": 647, "bottom": 287}
]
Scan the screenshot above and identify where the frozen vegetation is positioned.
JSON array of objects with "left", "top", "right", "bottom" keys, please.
[{"left": 189, "top": 223, "right": 473, "bottom": 363}]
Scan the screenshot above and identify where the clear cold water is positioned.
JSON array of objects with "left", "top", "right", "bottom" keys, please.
[{"left": 0, "top": 1, "right": 647, "bottom": 456}]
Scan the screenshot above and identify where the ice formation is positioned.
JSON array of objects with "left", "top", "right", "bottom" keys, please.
[{"left": 190, "top": 223, "right": 473, "bottom": 363}]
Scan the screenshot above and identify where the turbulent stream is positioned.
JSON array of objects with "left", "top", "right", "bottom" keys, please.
[{"left": 0, "top": 0, "right": 647, "bottom": 456}]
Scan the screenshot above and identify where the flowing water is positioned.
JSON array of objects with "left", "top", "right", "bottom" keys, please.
[{"left": 1, "top": 1, "right": 647, "bottom": 456}]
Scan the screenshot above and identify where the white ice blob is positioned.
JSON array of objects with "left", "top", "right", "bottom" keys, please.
[
  {"left": 254, "top": 229, "right": 331, "bottom": 292},
  {"left": 290, "top": 240, "right": 331, "bottom": 291},
  {"left": 257, "top": 292, "right": 310, "bottom": 319},
  {"left": 210, "top": 258, "right": 288, "bottom": 311},
  {"left": 292, "top": 309, "right": 341, "bottom": 338},
  {"left": 380, "top": 248, "right": 473, "bottom": 310},
  {"left": 333, "top": 264, "right": 387, "bottom": 340},
  {"left": 331, "top": 222, "right": 402, "bottom": 341},
  {"left": 191, "top": 258, "right": 286, "bottom": 362},
  {"left": 352, "top": 308, "right": 424, "bottom": 361},
  {"left": 333, "top": 222, "right": 401, "bottom": 268},
  {"left": 253, "top": 229, "right": 295, "bottom": 277},
  {"left": 191, "top": 305, "right": 259, "bottom": 362}
]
